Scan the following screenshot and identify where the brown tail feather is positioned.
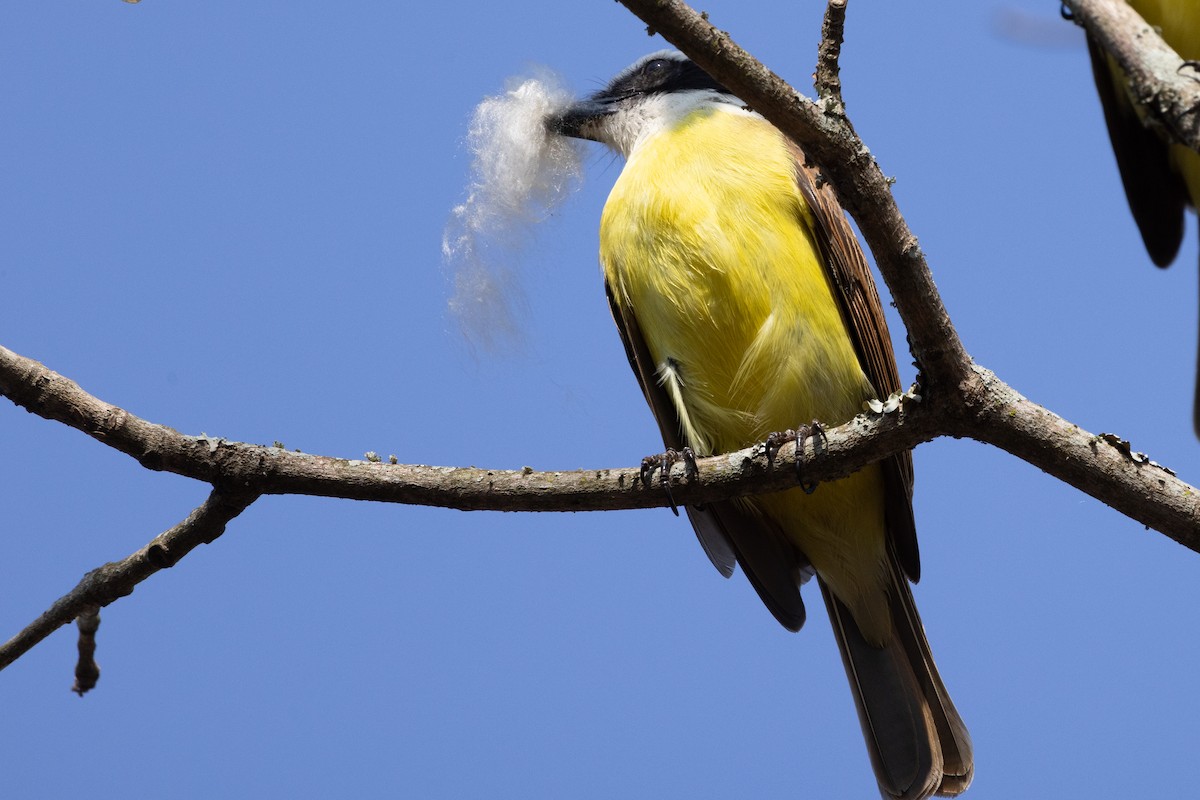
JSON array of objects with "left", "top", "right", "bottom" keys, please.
[
  {"left": 884, "top": 549, "right": 973, "bottom": 795},
  {"left": 820, "top": 554, "right": 972, "bottom": 799}
]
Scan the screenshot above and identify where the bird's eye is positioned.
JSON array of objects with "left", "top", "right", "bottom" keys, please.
[{"left": 643, "top": 58, "right": 669, "bottom": 75}]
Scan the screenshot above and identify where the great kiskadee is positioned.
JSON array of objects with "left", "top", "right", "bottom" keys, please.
[
  {"left": 1087, "top": 1, "right": 1200, "bottom": 433},
  {"left": 550, "top": 52, "right": 972, "bottom": 799}
]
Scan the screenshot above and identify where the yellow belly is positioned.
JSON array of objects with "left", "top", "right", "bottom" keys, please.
[{"left": 600, "top": 107, "right": 890, "bottom": 636}]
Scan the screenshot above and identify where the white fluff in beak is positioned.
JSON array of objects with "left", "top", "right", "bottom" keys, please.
[{"left": 442, "top": 70, "right": 585, "bottom": 350}]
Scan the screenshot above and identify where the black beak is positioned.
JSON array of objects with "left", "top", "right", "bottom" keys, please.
[{"left": 546, "top": 96, "right": 615, "bottom": 141}]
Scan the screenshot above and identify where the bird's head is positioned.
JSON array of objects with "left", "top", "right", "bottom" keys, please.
[{"left": 547, "top": 50, "right": 737, "bottom": 157}]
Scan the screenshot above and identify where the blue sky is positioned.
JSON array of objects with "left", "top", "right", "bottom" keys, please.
[{"left": 3, "top": 2, "right": 1198, "bottom": 798}]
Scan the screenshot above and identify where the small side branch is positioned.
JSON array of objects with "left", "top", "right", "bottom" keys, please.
[
  {"left": 71, "top": 608, "right": 100, "bottom": 696},
  {"left": 815, "top": 0, "right": 848, "bottom": 106},
  {"left": 0, "top": 487, "right": 258, "bottom": 674}
]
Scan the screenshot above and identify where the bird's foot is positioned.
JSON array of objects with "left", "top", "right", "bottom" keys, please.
[
  {"left": 765, "top": 422, "right": 826, "bottom": 494},
  {"left": 640, "top": 447, "right": 697, "bottom": 516},
  {"left": 795, "top": 421, "right": 827, "bottom": 494}
]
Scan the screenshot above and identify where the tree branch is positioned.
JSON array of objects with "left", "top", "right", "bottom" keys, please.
[
  {"left": 955, "top": 365, "right": 1198, "bottom": 550},
  {"left": 1064, "top": 0, "right": 1200, "bottom": 153},
  {"left": 814, "top": 0, "right": 847, "bottom": 107},
  {"left": 4, "top": 338, "right": 1198, "bottom": 551},
  {"left": 0, "top": 486, "right": 258, "bottom": 673},
  {"left": 0, "top": 343, "right": 931, "bottom": 512}
]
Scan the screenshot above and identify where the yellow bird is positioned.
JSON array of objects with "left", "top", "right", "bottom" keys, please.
[
  {"left": 550, "top": 52, "right": 972, "bottom": 799},
  {"left": 1088, "top": 0, "right": 1200, "bottom": 432}
]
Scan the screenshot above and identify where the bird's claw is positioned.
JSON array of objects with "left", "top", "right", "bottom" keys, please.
[
  {"left": 640, "top": 446, "right": 697, "bottom": 516},
  {"left": 765, "top": 429, "right": 796, "bottom": 465},
  {"left": 794, "top": 420, "right": 827, "bottom": 494},
  {"left": 765, "top": 421, "right": 826, "bottom": 494}
]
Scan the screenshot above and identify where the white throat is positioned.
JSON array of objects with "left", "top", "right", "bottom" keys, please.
[{"left": 599, "top": 91, "right": 745, "bottom": 158}]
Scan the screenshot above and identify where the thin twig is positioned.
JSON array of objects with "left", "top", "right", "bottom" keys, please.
[
  {"left": 71, "top": 607, "right": 100, "bottom": 696},
  {"left": 3, "top": 337, "right": 1198, "bottom": 553},
  {"left": 815, "top": 0, "right": 847, "bottom": 107},
  {"left": 0, "top": 487, "right": 258, "bottom": 673}
]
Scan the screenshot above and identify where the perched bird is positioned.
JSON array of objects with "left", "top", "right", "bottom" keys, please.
[
  {"left": 1087, "top": 1, "right": 1200, "bottom": 433},
  {"left": 550, "top": 52, "right": 972, "bottom": 799}
]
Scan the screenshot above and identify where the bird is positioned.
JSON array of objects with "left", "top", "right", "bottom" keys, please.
[
  {"left": 1087, "top": 1, "right": 1200, "bottom": 433},
  {"left": 548, "top": 51, "right": 972, "bottom": 799}
]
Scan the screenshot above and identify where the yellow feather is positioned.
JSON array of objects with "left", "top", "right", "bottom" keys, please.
[{"left": 600, "top": 105, "right": 891, "bottom": 642}]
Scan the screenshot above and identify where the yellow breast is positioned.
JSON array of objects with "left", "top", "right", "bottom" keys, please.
[
  {"left": 599, "top": 105, "right": 891, "bottom": 637},
  {"left": 600, "top": 106, "right": 874, "bottom": 453}
]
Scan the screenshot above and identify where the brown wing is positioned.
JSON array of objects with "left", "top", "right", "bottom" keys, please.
[
  {"left": 787, "top": 141, "right": 921, "bottom": 582},
  {"left": 1087, "top": 37, "right": 1187, "bottom": 267},
  {"left": 789, "top": 147, "right": 975, "bottom": 790},
  {"left": 604, "top": 281, "right": 809, "bottom": 631}
]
